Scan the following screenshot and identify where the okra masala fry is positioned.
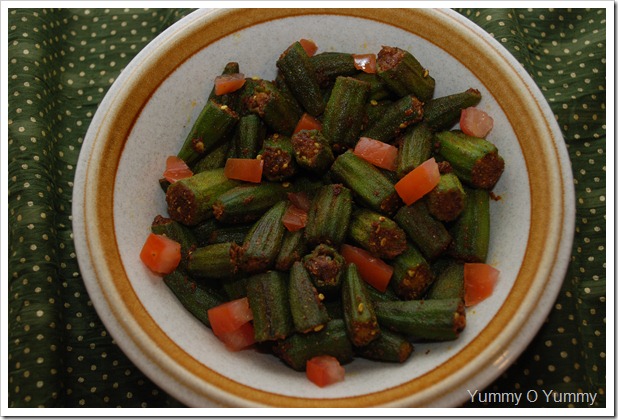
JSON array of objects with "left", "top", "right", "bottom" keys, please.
[{"left": 139, "top": 39, "right": 505, "bottom": 388}]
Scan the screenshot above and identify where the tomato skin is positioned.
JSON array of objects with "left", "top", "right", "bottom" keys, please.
[
  {"left": 163, "top": 156, "right": 193, "bottom": 183},
  {"left": 353, "top": 137, "right": 398, "bottom": 171},
  {"left": 224, "top": 158, "right": 264, "bottom": 183},
  {"left": 340, "top": 244, "right": 393, "bottom": 292},
  {"left": 306, "top": 355, "right": 345, "bottom": 387},
  {"left": 282, "top": 204, "right": 308, "bottom": 232},
  {"left": 214, "top": 73, "right": 246, "bottom": 95},
  {"left": 293, "top": 113, "right": 322, "bottom": 134},
  {"left": 217, "top": 321, "right": 256, "bottom": 352},
  {"left": 299, "top": 38, "right": 318, "bottom": 57},
  {"left": 460, "top": 107, "right": 494, "bottom": 138},
  {"left": 208, "top": 297, "right": 254, "bottom": 337},
  {"left": 463, "top": 263, "right": 500, "bottom": 306},
  {"left": 140, "top": 233, "right": 182, "bottom": 275},
  {"left": 394, "top": 157, "right": 441, "bottom": 205},
  {"left": 352, "top": 54, "right": 377, "bottom": 73}
]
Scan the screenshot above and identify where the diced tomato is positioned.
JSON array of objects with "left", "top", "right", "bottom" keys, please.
[
  {"left": 394, "top": 157, "right": 441, "bottom": 205},
  {"left": 224, "top": 158, "right": 263, "bottom": 183},
  {"left": 139, "top": 233, "right": 182, "bottom": 275},
  {"left": 287, "top": 191, "right": 312, "bottom": 212},
  {"left": 163, "top": 156, "right": 193, "bottom": 183},
  {"left": 463, "top": 263, "right": 500, "bottom": 307},
  {"left": 460, "top": 107, "right": 494, "bottom": 138},
  {"left": 208, "top": 297, "right": 254, "bottom": 337},
  {"left": 282, "top": 204, "right": 308, "bottom": 232},
  {"left": 299, "top": 38, "right": 318, "bottom": 57},
  {"left": 353, "top": 137, "right": 398, "bottom": 171},
  {"left": 306, "top": 355, "right": 345, "bottom": 387},
  {"left": 214, "top": 73, "right": 246, "bottom": 96},
  {"left": 340, "top": 244, "right": 393, "bottom": 292},
  {"left": 293, "top": 113, "right": 322, "bottom": 134},
  {"left": 217, "top": 321, "right": 256, "bottom": 352},
  {"left": 352, "top": 54, "right": 376, "bottom": 74}
]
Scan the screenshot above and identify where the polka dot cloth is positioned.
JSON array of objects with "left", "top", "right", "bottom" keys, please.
[{"left": 7, "top": 8, "right": 606, "bottom": 408}]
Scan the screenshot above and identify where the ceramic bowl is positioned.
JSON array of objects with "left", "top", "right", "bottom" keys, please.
[{"left": 73, "top": 8, "right": 575, "bottom": 408}]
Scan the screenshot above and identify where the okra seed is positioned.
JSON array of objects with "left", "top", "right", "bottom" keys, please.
[
  {"left": 423, "top": 69, "right": 429, "bottom": 78},
  {"left": 318, "top": 293, "right": 325, "bottom": 301},
  {"left": 313, "top": 324, "right": 324, "bottom": 332},
  {"left": 357, "top": 303, "right": 364, "bottom": 313},
  {"left": 220, "top": 105, "right": 228, "bottom": 110}
]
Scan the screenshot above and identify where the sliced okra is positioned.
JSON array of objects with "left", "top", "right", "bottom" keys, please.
[
  {"left": 165, "top": 168, "right": 241, "bottom": 226},
  {"left": 304, "top": 184, "right": 352, "bottom": 247},
  {"left": 348, "top": 208, "right": 407, "bottom": 260},
  {"left": 396, "top": 123, "right": 434, "bottom": 179},
  {"left": 310, "top": 52, "right": 358, "bottom": 87},
  {"left": 361, "top": 94, "right": 424, "bottom": 143},
  {"left": 375, "top": 298, "right": 466, "bottom": 341},
  {"left": 331, "top": 151, "right": 403, "bottom": 216},
  {"left": 276, "top": 41, "right": 325, "bottom": 116},
  {"left": 322, "top": 76, "right": 371, "bottom": 151},
  {"left": 435, "top": 130, "right": 505, "bottom": 190},
  {"left": 275, "top": 229, "right": 308, "bottom": 271},
  {"left": 426, "top": 261, "right": 465, "bottom": 301},
  {"left": 342, "top": 263, "right": 381, "bottom": 347},
  {"left": 390, "top": 243, "right": 434, "bottom": 300},
  {"left": 394, "top": 200, "right": 452, "bottom": 260},
  {"left": 177, "top": 100, "right": 239, "bottom": 166},
  {"left": 289, "top": 261, "right": 330, "bottom": 334},
  {"left": 239, "top": 200, "right": 289, "bottom": 273},
  {"left": 272, "top": 319, "right": 355, "bottom": 371},
  {"left": 186, "top": 242, "right": 241, "bottom": 280},
  {"left": 302, "top": 244, "right": 346, "bottom": 296},
  {"left": 246, "top": 270, "right": 293, "bottom": 342},
  {"left": 246, "top": 79, "right": 302, "bottom": 135},
  {"left": 291, "top": 129, "right": 335, "bottom": 174},
  {"left": 259, "top": 133, "right": 298, "bottom": 181},
  {"left": 426, "top": 170, "right": 467, "bottom": 222},
  {"left": 448, "top": 187, "right": 490, "bottom": 263},
  {"left": 212, "top": 182, "right": 290, "bottom": 224},
  {"left": 376, "top": 45, "right": 435, "bottom": 102},
  {"left": 355, "top": 329, "right": 414, "bottom": 363},
  {"left": 423, "top": 88, "right": 482, "bottom": 132}
]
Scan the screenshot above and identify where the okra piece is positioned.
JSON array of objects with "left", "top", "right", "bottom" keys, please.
[
  {"left": 304, "top": 184, "right": 352, "bottom": 247},
  {"left": 355, "top": 329, "right": 414, "bottom": 363},
  {"left": 361, "top": 94, "right": 424, "bottom": 143},
  {"left": 348, "top": 208, "right": 407, "bottom": 260},
  {"left": 396, "top": 123, "right": 434, "bottom": 179},
  {"left": 163, "top": 270, "right": 225, "bottom": 329},
  {"left": 166, "top": 168, "right": 241, "bottom": 226},
  {"left": 364, "top": 99, "right": 394, "bottom": 131},
  {"left": 354, "top": 72, "right": 393, "bottom": 101},
  {"left": 177, "top": 100, "right": 239, "bottom": 166},
  {"left": 376, "top": 46, "right": 435, "bottom": 102},
  {"left": 303, "top": 244, "right": 346, "bottom": 296},
  {"left": 186, "top": 242, "right": 241, "bottom": 280},
  {"left": 291, "top": 129, "right": 335, "bottom": 174},
  {"left": 426, "top": 171, "right": 466, "bottom": 222},
  {"left": 220, "top": 275, "right": 249, "bottom": 300},
  {"left": 275, "top": 229, "right": 308, "bottom": 271},
  {"left": 366, "top": 282, "right": 401, "bottom": 303},
  {"left": 390, "top": 243, "right": 434, "bottom": 300},
  {"left": 236, "top": 114, "right": 266, "bottom": 159},
  {"left": 435, "top": 130, "right": 505, "bottom": 190},
  {"left": 207, "top": 61, "right": 243, "bottom": 112},
  {"left": 259, "top": 134, "right": 298, "bottom": 181},
  {"left": 310, "top": 52, "right": 358, "bottom": 87},
  {"left": 330, "top": 151, "right": 403, "bottom": 216},
  {"left": 394, "top": 200, "right": 452, "bottom": 260},
  {"left": 342, "top": 263, "right": 380, "bottom": 347},
  {"left": 276, "top": 41, "right": 325, "bottom": 116},
  {"left": 322, "top": 76, "right": 371, "bottom": 151},
  {"left": 151, "top": 215, "right": 197, "bottom": 271},
  {"left": 246, "top": 79, "right": 302, "bottom": 135},
  {"left": 191, "top": 141, "right": 231, "bottom": 173},
  {"left": 374, "top": 298, "right": 466, "bottom": 341},
  {"left": 289, "top": 261, "right": 330, "bottom": 334},
  {"left": 448, "top": 187, "right": 490, "bottom": 263},
  {"left": 272, "top": 319, "right": 355, "bottom": 371},
  {"left": 212, "top": 182, "right": 290, "bottom": 224},
  {"left": 203, "top": 223, "right": 252, "bottom": 245},
  {"left": 426, "top": 261, "right": 465, "bottom": 301},
  {"left": 423, "top": 88, "right": 482, "bottom": 131},
  {"left": 239, "top": 200, "right": 289, "bottom": 273},
  {"left": 246, "top": 271, "right": 293, "bottom": 342}
]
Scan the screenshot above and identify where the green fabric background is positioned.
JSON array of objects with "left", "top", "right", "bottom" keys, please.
[{"left": 7, "top": 8, "right": 606, "bottom": 408}]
